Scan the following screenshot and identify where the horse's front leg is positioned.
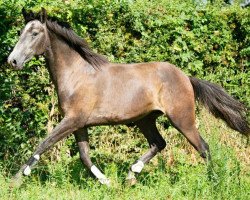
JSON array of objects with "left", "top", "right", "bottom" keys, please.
[
  {"left": 74, "top": 128, "right": 110, "bottom": 186},
  {"left": 12, "top": 116, "right": 80, "bottom": 184}
]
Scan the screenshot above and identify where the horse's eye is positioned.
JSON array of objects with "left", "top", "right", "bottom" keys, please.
[{"left": 32, "top": 32, "right": 39, "bottom": 36}]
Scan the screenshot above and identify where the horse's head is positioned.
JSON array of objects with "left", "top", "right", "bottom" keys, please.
[{"left": 8, "top": 8, "right": 49, "bottom": 69}]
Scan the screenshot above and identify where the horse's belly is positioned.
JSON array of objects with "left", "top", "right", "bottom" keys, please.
[{"left": 86, "top": 87, "right": 160, "bottom": 125}]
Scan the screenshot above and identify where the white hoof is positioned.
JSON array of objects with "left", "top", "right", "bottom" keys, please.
[
  {"left": 126, "top": 170, "right": 137, "bottom": 186},
  {"left": 127, "top": 170, "right": 136, "bottom": 179}
]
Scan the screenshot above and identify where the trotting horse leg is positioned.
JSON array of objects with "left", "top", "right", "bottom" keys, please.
[
  {"left": 127, "top": 114, "right": 166, "bottom": 183},
  {"left": 74, "top": 128, "right": 110, "bottom": 185},
  {"left": 167, "top": 107, "right": 211, "bottom": 161},
  {"left": 13, "top": 117, "right": 79, "bottom": 183}
]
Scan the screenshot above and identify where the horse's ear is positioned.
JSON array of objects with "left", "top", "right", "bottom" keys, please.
[
  {"left": 22, "top": 8, "right": 35, "bottom": 23},
  {"left": 22, "top": 8, "right": 28, "bottom": 21},
  {"left": 40, "top": 7, "right": 47, "bottom": 23}
]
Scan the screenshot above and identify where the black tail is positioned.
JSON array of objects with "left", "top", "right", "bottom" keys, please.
[{"left": 189, "top": 77, "right": 250, "bottom": 136}]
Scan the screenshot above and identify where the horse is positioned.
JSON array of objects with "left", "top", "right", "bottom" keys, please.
[{"left": 8, "top": 8, "right": 249, "bottom": 186}]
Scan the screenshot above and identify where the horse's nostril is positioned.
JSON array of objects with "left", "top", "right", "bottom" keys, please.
[{"left": 12, "top": 59, "right": 17, "bottom": 65}]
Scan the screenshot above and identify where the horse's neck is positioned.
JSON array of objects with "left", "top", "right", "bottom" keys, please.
[{"left": 45, "top": 34, "right": 92, "bottom": 104}]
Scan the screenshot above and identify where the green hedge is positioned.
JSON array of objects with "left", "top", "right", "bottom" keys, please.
[{"left": 0, "top": 0, "right": 249, "bottom": 168}]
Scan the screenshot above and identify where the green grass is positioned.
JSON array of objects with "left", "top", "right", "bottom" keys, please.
[{"left": 0, "top": 111, "right": 249, "bottom": 200}]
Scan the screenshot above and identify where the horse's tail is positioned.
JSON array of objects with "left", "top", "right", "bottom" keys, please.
[{"left": 189, "top": 77, "right": 250, "bottom": 136}]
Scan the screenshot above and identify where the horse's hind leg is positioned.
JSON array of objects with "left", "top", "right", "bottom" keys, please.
[
  {"left": 166, "top": 102, "right": 211, "bottom": 160},
  {"left": 74, "top": 128, "right": 110, "bottom": 185},
  {"left": 127, "top": 114, "right": 166, "bottom": 183}
]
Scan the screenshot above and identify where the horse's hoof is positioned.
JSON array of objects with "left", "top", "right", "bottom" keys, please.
[
  {"left": 126, "top": 170, "right": 137, "bottom": 186},
  {"left": 126, "top": 177, "right": 137, "bottom": 186},
  {"left": 99, "top": 178, "right": 111, "bottom": 186},
  {"left": 9, "top": 177, "right": 23, "bottom": 189},
  {"left": 9, "top": 171, "right": 25, "bottom": 189}
]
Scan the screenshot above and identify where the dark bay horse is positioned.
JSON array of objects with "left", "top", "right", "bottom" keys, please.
[{"left": 8, "top": 8, "right": 249, "bottom": 185}]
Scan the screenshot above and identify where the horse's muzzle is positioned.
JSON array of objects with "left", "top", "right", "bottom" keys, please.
[
  {"left": 8, "top": 58, "right": 17, "bottom": 67},
  {"left": 7, "top": 56, "right": 23, "bottom": 70}
]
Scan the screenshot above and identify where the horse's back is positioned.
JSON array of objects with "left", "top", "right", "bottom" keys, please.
[{"left": 107, "top": 61, "right": 193, "bottom": 98}]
